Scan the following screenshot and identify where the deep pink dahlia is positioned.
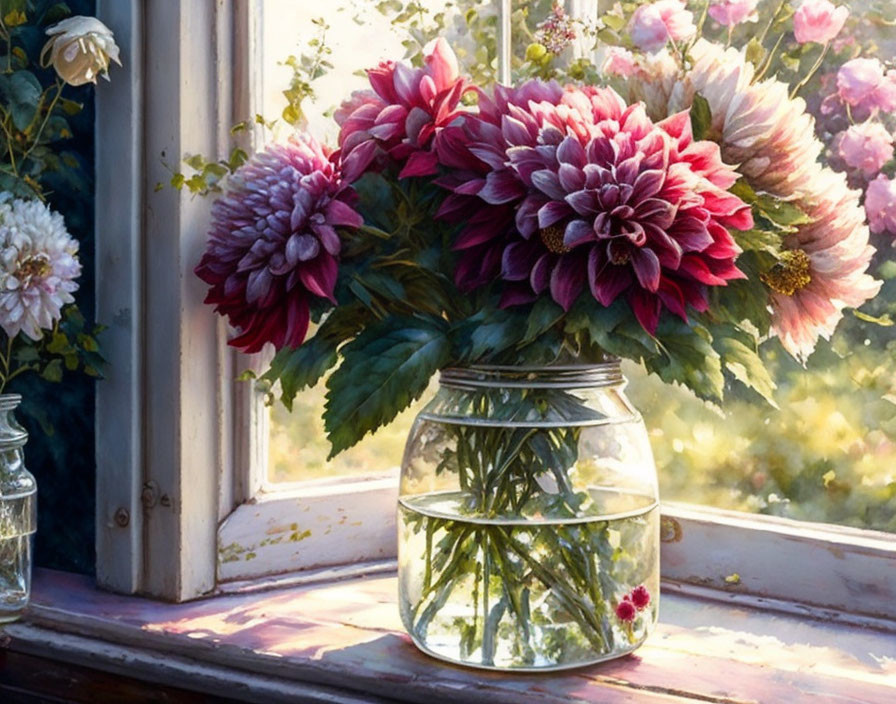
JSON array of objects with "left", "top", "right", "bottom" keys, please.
[
  {"left": 195, "top": 134, "right": 369, "bottom": 353},
  {"left": 336, "top": 38, "right": 470, "bottom": 179},
  {"left": 433, "top": 79, "right": 567, "bottom": 290},
  {"left": 506, "top": 99, "right": 752, "bottom": 331}
]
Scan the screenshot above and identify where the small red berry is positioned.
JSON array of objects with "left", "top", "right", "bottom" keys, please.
[
  {"left": 630, "top": 585, "right": 650, "bottom": 610},
  {"left": 615, "top": 600, "right": 637, "bottom": 622}
]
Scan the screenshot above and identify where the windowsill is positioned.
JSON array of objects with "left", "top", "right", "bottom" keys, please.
[{"left": 4, "top": 569, "right": 896, "bottom": 704}]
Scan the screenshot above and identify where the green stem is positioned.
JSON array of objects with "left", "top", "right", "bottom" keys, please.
[
  {"left": 789, "top": 43, "right": 829, "bottom": 100},
  {"left": 753, "top": 33, "right": 785, "bottom": 83},
  {"left": 758, "top": 0, "right": 786, "bottom": 46}
]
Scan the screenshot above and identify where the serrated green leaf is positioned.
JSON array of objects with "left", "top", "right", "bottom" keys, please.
[
  {"left": 264, "top": 335, "right": 338, "bottom": 412},
  {"left": 564, "top": 298, "right": 657, "bottom": 362},
  {"left": 755, "top": 194, "right": 811, "bottom": 229},
  {"left": 690, "top": 94, "right": 712, "bottom": 142},
  {"left": 734, "top": 228, "right": 782, "bottom": 256},
  {"left": 716, "top": 336, "right": 777, "bottom": 406},
  {"left": 519, "top": 298, "right": 564, "bottom": 346},
  {"left": 648, "top": 320, "right": 724, "bottom": 402},
  {"left": 324, "top": 316, "right": 449, "bottom": 457},
  {"left": 453, "top": 308, "right": 526, "bottom": 363}
]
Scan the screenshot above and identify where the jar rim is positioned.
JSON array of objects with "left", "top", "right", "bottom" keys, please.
[
  {"left": 0, "top": 393, "right": 22, "bottom": 411},
  {"left": 439, "top": 361, "right": 624, "bottom": 389}
]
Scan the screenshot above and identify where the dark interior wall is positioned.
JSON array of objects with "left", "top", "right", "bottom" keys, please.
[{"left": 11, "top": 0, "right": 97, "bottom": 575}]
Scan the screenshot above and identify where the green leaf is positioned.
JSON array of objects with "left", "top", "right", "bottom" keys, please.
[
  {"left": 41, "top": 358, "right": 63, "bottom": 383},
  {"left": 648, "top": 320, "right": 724, "bottom": 402},
  {"left": 520, "top": 298, "right": 564, "bottom": 346},
  {"left": 689, "top": 94, "right": 712, "bottom": 141},
  {"left": 564, "top": 298, "right": 657, "bottom": 362},
  {"left": 453, "top": 308, "right": 527, "bottom": 363},
  {"left": 324, "top": 316, "right": 449, "bottom": 456},
  {"left": 0, "top": 71, "right": 42, "bottom": 132},
  {"left": 754, "top": 194, "right": 811, "bottom": 229},
  {"left": 734, "top": 228, "right": 782, "bottom": 256},
  {"left": 263, "top": 335, "right": 338, "bottom": 412},
  {"left": 744, "top": 37, "right": 765, "bottom": 68},
  {"left": 716, "top": 335, "right": 777, "bottom": 406}
]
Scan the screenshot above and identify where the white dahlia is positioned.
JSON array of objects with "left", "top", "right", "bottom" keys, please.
[
  {"left": 623, "top": 40, "right": 881, "bottom": 360},
  {"left": 0, "top": 196, "right": 81, "bottom": 341}
]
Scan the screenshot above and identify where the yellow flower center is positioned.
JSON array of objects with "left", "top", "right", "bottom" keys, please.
[
  {"left": 539, "top": 225, "right": 570, "bottom": 254},
  {"left": 761, "top": 249, "right": 812, "bottom": 296},
  {"left": 17, "top": 254, "right": 52, "bottom": 281}
]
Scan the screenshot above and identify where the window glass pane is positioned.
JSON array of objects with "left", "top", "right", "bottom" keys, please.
[{"left": 261, "top": 0, "right": 896, "bottom": 532}]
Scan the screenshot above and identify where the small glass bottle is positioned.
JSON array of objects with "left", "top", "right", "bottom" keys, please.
[
  {"left": 398, "top": 362, "right": 659, "bottom": 670},
  {"left": 0, "top": 394, "right": 36, "bottom": 623}
]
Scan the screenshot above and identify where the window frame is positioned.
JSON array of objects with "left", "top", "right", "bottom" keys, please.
[{"left": 94, "top": 0, "right": 896, "bottom": 618}]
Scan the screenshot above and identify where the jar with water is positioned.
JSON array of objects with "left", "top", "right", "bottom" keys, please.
[
  {"left": 0, "top": 394, "right": 36, "bottom": 623},
  {"left": 398, "top": 362, "right": 659, "bottom": 670}
]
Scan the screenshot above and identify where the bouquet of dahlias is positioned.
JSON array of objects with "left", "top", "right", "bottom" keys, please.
[
  {"left": 197, "top": 25, "right": 880, "bottom": 451},
  {"left": 195, "top": 0, "right": 889, "bottom": 667}
]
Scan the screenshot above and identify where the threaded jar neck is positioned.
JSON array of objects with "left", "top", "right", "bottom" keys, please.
[
  {"left": 0, "top": 394, "right": 22, "bottom": 412},
  {"left": 439, "top": 361, "right": 623, "bottom": 390}
]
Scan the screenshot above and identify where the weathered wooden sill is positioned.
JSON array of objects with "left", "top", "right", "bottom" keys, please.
[{"left": 2, "top": 568, "right": 895, "bottom": 703}]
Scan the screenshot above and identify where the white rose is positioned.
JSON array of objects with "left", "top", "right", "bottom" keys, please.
[{"left": 40, "top": 16, "right": 121, "bottom": 87}]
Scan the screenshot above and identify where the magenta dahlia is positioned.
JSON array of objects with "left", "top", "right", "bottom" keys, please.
[
  {"left": 195, "top": 134, "right": 369, "bottom": 353},
  {"left": 336, "top": 38, "right": 470, "bottom": 179},
  {"left": 511, "top": 104, "right": 752, "bottom": 330},
  {"left": 448, "top": 81, "right": 752, "bottom": 331}
]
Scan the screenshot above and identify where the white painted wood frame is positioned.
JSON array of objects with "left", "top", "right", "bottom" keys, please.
[{"left": 95, "top": 0, "right": 245, "bottom": 602}]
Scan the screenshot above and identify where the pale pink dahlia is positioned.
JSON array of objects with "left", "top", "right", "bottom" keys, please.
[
  {"left": 335, "top": 38, "right": 470, "bottom": 179},
  {"left": 764, "top": 170, "right": 880, "bottom": 358},
  {"left": 602, "top": 48, "right": 637, "bottom": 78},
  {"left": 648, "top": 41, "right": 881, "bottom": 359},
  {"left": 507, "top": 100, "right": 751, "bottom": 331},
  {"left": 0, "top": 196, "right": 80, "bottom": 341},
  {"left": 195, "top": 134, "right": 369, "bottom": 353}
]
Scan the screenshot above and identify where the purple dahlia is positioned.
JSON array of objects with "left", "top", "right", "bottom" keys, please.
[{"left": 195, "top": 134, "right": 370, "bottom": 353}]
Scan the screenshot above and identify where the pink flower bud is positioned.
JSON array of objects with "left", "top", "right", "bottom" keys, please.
[{"left": 793, "top": 0, "right": 848, "bottom": 45}]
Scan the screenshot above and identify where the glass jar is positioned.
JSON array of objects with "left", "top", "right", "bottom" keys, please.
[
  {"left": 398, "top": 363, "right": 659, "bottom": 670},
  {"left": 0, "top": 394, "right": 36, "bottom": 623}
]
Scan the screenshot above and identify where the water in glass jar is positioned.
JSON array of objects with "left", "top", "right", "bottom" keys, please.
[{"left": 398, "top": 488, "right": 659, "bottom": 670}]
